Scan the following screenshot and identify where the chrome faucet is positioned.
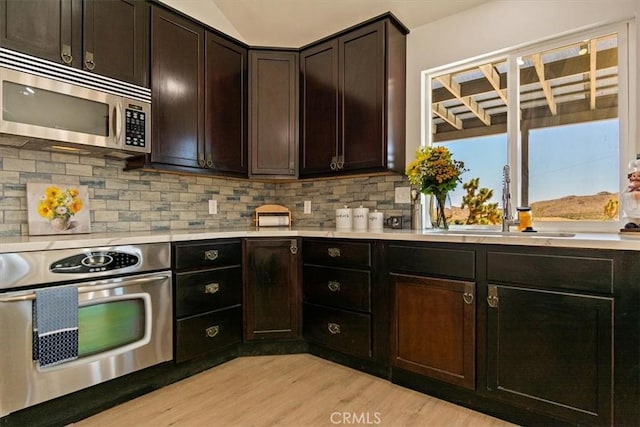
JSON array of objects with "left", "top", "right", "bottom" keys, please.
[{"left": 501, "top": 165, "right": 519, "bottom": 232}]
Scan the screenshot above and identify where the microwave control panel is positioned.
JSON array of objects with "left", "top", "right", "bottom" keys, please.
[{"left": 124, "top": 107, "right": 146, "bottom": 149}]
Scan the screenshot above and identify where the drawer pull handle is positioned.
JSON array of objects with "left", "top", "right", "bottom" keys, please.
[
  {"left": 327, "top": 322, "right": 341, "bottom": 334},
  {"left": 205, "top": 325, "right": 220, "bottom": 338},
  {"left": 327, "top": 247, "right": 341, "bottom": 258},
  {"left": 327, "top": 281, "right": 341, "bottom": 292},
  {"left": 204, "top": 249, "right": 219, "bottom": 261},
  {"left": 205, "top": 283, "right": 220, "bottom": 294}
]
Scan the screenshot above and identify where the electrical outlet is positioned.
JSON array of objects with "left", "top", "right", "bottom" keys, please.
[
  {"left": 395, "top": 187, "right": 411, "bottom": 204},
  {"left": 208, "top": 199, "right": 217, "bottom": 215},
  {"left": 304, "top": 200, "right": 311, "bottom": 214}
]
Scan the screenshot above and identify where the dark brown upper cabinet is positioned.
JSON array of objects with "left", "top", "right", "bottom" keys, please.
[
  {"left": 149, "top": 6, "right": 204, "bottom": 169},
  {"left": 0, "top": 0, "right": 149, "bottom": 87},
  {"left": 300, "top": 16, "right": 407, "bottom": 177},
  {"left": 249, "top": 50, "right": 299, "bottom": 178},
  {"left": 205, "top": 32, "right": 248, "bottom": 177},
  {"left": 129, "top": 6, "right": 248, "bottom": 176}
]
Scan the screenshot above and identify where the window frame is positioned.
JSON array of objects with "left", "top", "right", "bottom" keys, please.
[{"left": 421, "top": 20, "right": 634, "bottom": 233}]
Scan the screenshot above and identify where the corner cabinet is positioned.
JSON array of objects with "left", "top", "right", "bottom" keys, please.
[
  {"left": 299, "top": 16, "right": 407, "bottom": 177},
  {"left": 248, "top": 50, "right": 299, "bottom": 178},
  {"left": 0, "top": 0, "right": 149, "bottom": 86},
  {"left": 243, "top": 238, "right": 301, "bottom": 341}
]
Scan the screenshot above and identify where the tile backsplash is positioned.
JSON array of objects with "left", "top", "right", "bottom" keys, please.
[{"left": 0, "top": 147, "right": 412, "bottom": 237}]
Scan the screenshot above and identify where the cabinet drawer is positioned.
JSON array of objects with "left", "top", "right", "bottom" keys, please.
[
  {"left": 175, "top": 266, "right": 242, "bottom": 317},
  {"left": 388, "top": 243, "right": 475, "bottom": 280},
  {"left": 487, "top": 251, "right": 614, "bottom": 294},
  {"left": 174, "top": 240, "right": 241, "bottom": 270},
  {"left": 175, "top": 306, "right": 242, "bottom": 363},
  {"left": 303, "top": 266, "right": 370, "bottom": 312},
  {"left": 303, "top": 239, "right": 371, "bottom": 268},
  {"left": 303, "top": 303, "right": 371, "bottom": 359}
]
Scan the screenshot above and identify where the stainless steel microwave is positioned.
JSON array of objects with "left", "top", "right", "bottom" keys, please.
[{"left": 0, "top": 48, "right": 150, "bottom": 158}]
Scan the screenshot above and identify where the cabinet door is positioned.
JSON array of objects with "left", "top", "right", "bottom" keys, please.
[
  {"left": 205, "top": 32, "right": 247, "bottom": 176},
  {"left": 299, "top": 40, "right": 338, "bottom": 176},
  {"left": 249, "top": 51, "right": 298, "bottom": 177},
  {"left": 339, "top": 21, "right": 384, "bottom": 172},
  {"left": 150, "top": 6, "right": 204, "bottom": 168},
  {"left": 392, "top": 274, "right": 476, "bottom": 390},
  {"left": 83, "top": 0, "right": 149, "bottom": 86},
  {"left": 486, "top": 285, "right": 613, "bottom": 425},
  {"left": 243, "top": 238, "right": 300, "bottom": 341},
  {"left": 0, "top": 0, "right": 76, "bottom": 66}
]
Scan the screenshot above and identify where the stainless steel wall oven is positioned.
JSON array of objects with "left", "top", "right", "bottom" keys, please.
[{"left": 0, "top": 242, "right": 172, "bottom": 417}]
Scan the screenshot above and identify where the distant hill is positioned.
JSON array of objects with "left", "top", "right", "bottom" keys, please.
[{"left": 447, "top": 192, "right": 619, "bottom": 223}]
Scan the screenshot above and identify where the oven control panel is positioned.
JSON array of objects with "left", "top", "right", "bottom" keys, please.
[{"left": 50, "top": 251, "right": 139, "bottom": 274}]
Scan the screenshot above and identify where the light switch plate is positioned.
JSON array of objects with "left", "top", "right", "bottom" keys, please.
[
  {"left": 208, "top": 199, "right": 217, "bottom": 215},
  {"left": 304, "top": 200, "right": 311, "bottom": 214},
  {"left": 395, "top": 187, "right": 411, "bottom": 204}
]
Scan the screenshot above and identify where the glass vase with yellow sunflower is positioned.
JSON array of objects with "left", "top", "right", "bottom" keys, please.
[
  {"left": 37, "top": 186, "right": 84, "bottom": 231},
  {"left": 405, "top": 146, "right": 467, "bottom": 229}
]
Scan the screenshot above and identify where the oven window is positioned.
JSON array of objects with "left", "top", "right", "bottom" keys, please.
[{"left": 78, "top": 299, "right": 145, "bottom": 357}]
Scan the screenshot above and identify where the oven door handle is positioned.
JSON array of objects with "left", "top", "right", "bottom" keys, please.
[{"left": 0, "top": 273, "right": 171, "bottom": 302}]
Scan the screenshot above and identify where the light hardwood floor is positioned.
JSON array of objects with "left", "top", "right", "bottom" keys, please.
[{"left": 71, "top": 354, "right": 516, "bottom": 427}]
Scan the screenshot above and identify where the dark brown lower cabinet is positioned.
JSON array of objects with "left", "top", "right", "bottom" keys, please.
[
  {"left": 243, "top": 238, "right": 301, "bottom": 341},
  {"left": 486, "top": 284, "right": 613, "bottom": 426},
  {"left": 391, "top": 274, "right": 476, "bottom": 390}
]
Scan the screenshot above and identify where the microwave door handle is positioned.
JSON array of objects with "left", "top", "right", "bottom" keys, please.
[{"left": 114, "top": 102, "right": 123, "bottom": 145}]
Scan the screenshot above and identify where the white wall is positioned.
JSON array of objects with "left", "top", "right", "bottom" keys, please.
[
  {"left": 405, "top": 0, "right": 639, "bottom": 162},
  {"left": 157, "top": 0, "right": 244, "bottom": 41}
]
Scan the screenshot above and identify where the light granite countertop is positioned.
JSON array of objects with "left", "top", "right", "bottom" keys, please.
[{"left": 1, "top": 227, "right": 639, "bottom": 253}]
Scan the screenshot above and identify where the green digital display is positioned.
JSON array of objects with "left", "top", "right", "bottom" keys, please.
[{"left": 78, "top": 299, "right": 145, "bottom": 357}]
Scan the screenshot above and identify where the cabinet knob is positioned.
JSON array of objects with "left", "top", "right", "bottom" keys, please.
[
  {"left": 327, "top": 247, "right": 341, "bottom": 258},
  {"left": 204, "top": 249, "right": 219, "bottom": 261},
  {"left": 84, "top": 51, "right": 96, "bottom": 70},
  {"left": 290, "top": 240, "right": 298, "bottom": 254},
  {"left": 336, "top": 155, "right": 345, "bottom": 170},
  {"left": 198, "top": 153, "right": 206, "bottom": 168},
  {"left": 204, "top": 283, "right": 220, "bottom": 294},
  {"left": 327, "top": 281, "right": 341, "bottom": 292},
  {"left": 61, "top": 44, "right": 73, "bottom": 64},
  {"left": 327, "top": 322, "right": 341, "bottom": 335},
  {"left": 205, "top": 325, "right": 220, "bottom": 338},
  {"left": 206, "top": 156, "right": 213, "bottom": 168}
]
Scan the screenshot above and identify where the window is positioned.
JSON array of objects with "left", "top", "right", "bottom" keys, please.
[{"left": 425, "top": 22, "right": 630, "bottom": 231}]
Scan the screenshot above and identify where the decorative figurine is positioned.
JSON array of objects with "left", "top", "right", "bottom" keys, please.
[{"left": 621, "top": 159, "right": 640, "bottom": 231}]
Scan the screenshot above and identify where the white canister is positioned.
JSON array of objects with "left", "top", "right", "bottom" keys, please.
[
  {"left": 353, "top": 205, "right": 369, "bottom": 231},
  {"left": 336, "top": 205, "right": 353, "bottom": 230},
  {"left": 368, "top": 210, "right": 384, "bottom": 231}
]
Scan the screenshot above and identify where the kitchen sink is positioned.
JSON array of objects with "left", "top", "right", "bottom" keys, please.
[{"left": 428, "top": 230, "right": 576, "bottom": 238}]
